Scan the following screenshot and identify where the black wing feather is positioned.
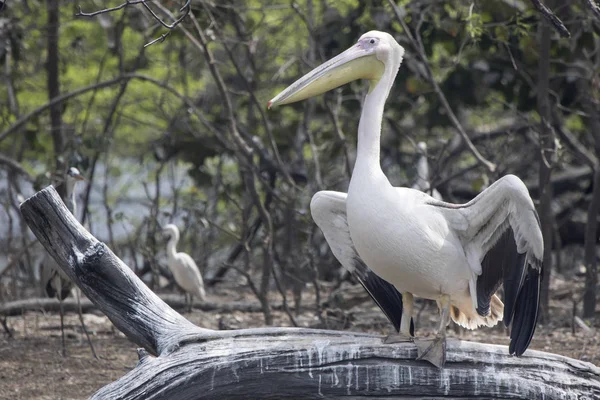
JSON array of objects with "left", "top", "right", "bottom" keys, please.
[
  {"left": 477, "top": 228, "right": 514, "bottom": 316},
  {"left": 476, "top": 223, "right": 541, "bottom": 356},
  {"left": 353, "top": 257, "right": 414, "bottom": 335},
  {"left": 509, "top": 267, "right": 541, "bottom": 355}
]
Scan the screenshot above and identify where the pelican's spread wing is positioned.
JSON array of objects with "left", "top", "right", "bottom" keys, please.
[
  {"left": 429, "top": 175, "right": 543, "bottom": 355},
  {"left": 311, "top": 190, "right": 413, "bottom": 334}
]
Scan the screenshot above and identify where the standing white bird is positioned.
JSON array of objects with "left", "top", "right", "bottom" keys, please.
[
  {"left": 41, "top": 167, "right": 85, "bottom": 355},
  {"left": 162, "top": 224, "right": 206, "bottom": 312},
  {"left": 268, "top": 31, "right": 543, "bottom": 368},
  {"left": 412, "top": 142, "right": 443, "bottom": 201}
]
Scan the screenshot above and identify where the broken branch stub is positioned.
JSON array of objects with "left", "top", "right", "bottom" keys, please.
[
  {"left": 19, "top": 186, "right": 208, "bottom": 355},
  {"left": 20, "top": 186, "right": 600, "bottom": 399}
]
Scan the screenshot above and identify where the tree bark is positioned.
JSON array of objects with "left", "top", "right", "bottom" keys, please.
[
  {"left": 46, "top": 0, "right": 64, "bottom": 183},
  {"left": 582, "top": 82, "right": 600, "bottom": 317},
  {"left": 537, "top": 14, "right": 554, "bottom": 321},
  {"left": 20, "top": 187, "right": 600, "bottom": 399}
]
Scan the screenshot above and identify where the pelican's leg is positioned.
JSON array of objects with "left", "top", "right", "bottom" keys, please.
[
  {"left": 384, "top": 292, "right": 414, "bottom": 343},
  {"left": 415, "top": 294, "right": 450, "bottom": 368},
  {"left": 189, "top": 295, "right": 194, "bottom": 313}
]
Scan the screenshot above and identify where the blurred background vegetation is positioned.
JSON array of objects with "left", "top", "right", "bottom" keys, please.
[{"left": 0, "top": 0, "right": 599, "bottom": 331}]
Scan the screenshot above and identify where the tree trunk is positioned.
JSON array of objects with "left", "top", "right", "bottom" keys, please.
[
  {"left": 536, "top": 13, "right": 554, "bottom": 321},
  {"left": 20, "top": 187, "right": 600, "bottom": 399},
  {"left": 584, "top": 168, "right": 600, "bottom": 317},
  {"left": 582, "top": 80, "right": 600, "bottom": 318},
  {"left": 46, "top": 0, "right": 64, "bottom": 184}
]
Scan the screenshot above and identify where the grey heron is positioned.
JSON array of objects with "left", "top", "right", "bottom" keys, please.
[{"left": 41, "top": 167, "right": 85, "bottom": 356}]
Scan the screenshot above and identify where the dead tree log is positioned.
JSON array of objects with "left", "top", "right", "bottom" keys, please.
[
  {"left": 0, "top": 295, "right": 276, "bottom": 317},
  {"left": 20, "top": 187, "right": 600, "bottom": 399}
]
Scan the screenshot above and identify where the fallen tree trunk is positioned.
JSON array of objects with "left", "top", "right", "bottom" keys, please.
[
  {"left": 20, "top": 187, "right": 600, "bottom": 399},
  {"left": 0, "top": 295, "right": 276, "bottom": 317}
]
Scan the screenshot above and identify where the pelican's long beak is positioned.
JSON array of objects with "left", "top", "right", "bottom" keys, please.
[{"left": 268, "top": 44, "right": 384, "bottom": 108}]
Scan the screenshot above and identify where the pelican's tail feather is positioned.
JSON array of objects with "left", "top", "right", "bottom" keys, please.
[{"left": 451, "top": 294, "right": 504, "bottom": 330}]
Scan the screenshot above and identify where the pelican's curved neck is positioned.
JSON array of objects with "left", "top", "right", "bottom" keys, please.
[
  {"left": 354, "top": 64, "right": 398, "bottom": 179},
  {"left": 167, "top": 235, "right": 178, "bottom": 259}
]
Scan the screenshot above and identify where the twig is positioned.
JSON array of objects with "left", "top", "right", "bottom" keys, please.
[
  {"left": 199, "top": 3, "right": 296, "bottom": 187},
  {"left": 0, "top": 73, "right": 230, "bottom": 149},
  {"left": 552, "top": 112, "right": 597, "bottom": 169},
  {"left": 140, "top": 0, "right": 190, "bottom": 29},
  {"left": 582, "top": 0, "right": 600, "bottom": 20},
  {"left": 144, "top": 32, "right": 171, "bottom": 48},
  {"left": 0, "top": 154, "right": 32, "bottom": 180},
  {"left": 76, "top": 0, "right": 191, "bottom": 47},
  {"left": 529, "top": 0, "right": 571, "bottom": 37},
  {"left": 271, "top": 263, "right": 299, "bottom": 327},
  {"left": 325, "top": 101, "right": 353, "bottom": 178},
  {"left": 0, "top": 241, "right": 37, "bottom": 279},
  {"left": 387, "top": 0, "right": 496, "bottom": 172},
  {"left": 76, "top": 1, "right": 148, "bottom": 17}
]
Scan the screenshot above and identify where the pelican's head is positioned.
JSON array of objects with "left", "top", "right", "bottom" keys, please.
[
  {"left": 162, "top": 223, "right": 180, "bottom": 243},
  {"left": 417, "top": 142, "right": 427, "bottom": 153},
  {"left": 268, "top": 31, "right": 404, "bottom": 108}
]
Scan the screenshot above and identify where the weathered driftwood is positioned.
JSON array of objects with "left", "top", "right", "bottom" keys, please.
[{"left": 20, "top": 187, "right": 600, "bottom": 399}]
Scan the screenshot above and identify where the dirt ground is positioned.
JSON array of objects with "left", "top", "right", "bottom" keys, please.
[{"left": 0, "top": 282, "right": 598, "bottom": 400}]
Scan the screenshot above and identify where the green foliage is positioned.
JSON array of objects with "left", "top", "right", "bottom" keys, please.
[{"left": 1, "top": 1, "right": 598, "bottom": 293}]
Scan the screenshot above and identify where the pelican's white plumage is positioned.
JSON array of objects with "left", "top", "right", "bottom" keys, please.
[
  {"left": 162, "top": 224, "right": 206, "bottom": 310},
  {"left": 269, "top": 31, "right": 543, "bottom": 368}
]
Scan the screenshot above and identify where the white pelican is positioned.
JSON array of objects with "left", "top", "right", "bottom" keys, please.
[
  {"left": 162, "top": 224, "right": 206, "bottom": 312},
  {"left": 42, "top": 167, "right": 84, "bottom": 355},
  {"left": 269, "top": 31, "right": 543, "bottom": 368},
  {"left": 412, "top": 141, "right": 442, "bottom": 201}
]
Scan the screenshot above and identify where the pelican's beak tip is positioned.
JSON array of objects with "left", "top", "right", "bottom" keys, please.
[{"left": 267, "top": 100, "right": 273, "bottom": 109}]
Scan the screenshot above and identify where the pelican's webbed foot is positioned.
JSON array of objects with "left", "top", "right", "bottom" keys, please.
[
  {"left": 383, "top": 332, "right": 414, "bottom": 344},
  {"left": 415, "top": 335, "right": 446, "bottom": 369}
]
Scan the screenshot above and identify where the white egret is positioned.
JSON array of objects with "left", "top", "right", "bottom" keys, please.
[
  {"left": 41, "top": 167, "right": 84, "bottom": 355},
  {"left": 412, "top": 141, "right": 442, "bottom": 200},
  {"left": 269, "top": 31, "right": 543, "bottom": 368},
  {"left": 162, "top": 224, "right": 206, "bottom": 312}
]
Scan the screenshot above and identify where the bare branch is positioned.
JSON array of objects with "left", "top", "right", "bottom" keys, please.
[
  {"left": 76, "top": 0, "right": 191, "bottom": 47},
  {"left": 141, "top": 0, "right": 190, "bottom": 29},
  {"left": 76, "top": 0, "right": 148, "bottom": 17},
  {"left": 387, "top": 0, "right": 496, "bottom": 172},
  {"left": 0, "top": 73, "right": 230, "bottom": 150},
  {"left": 530, "top": 0, "right": 571, "bottom": 37},
  {"left": 552, "top": 112, "right": 598, "bottom": 169},
  {"left": 0, "top": 154, "right": 32, "bottom": 180},
  {"left": 582, "top": 0, "right": 600, "bottom": 21}
]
